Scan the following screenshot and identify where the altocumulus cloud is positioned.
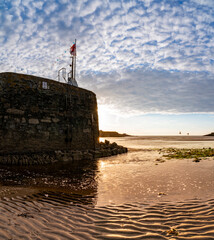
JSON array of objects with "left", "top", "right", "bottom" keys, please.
[
  {"left": 0, "top": 0, "right": 214, "bottom": 114},
  {"left": 79, "top": 69, "right": 214, "bottom": 114}
]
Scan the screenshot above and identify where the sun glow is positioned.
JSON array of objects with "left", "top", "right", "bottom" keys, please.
[
  {"left": 97, "top": 104, "right": 130, "bottom": 134},
  {"left": 98, "top": 104, "right": 115, "bottom": 130}
]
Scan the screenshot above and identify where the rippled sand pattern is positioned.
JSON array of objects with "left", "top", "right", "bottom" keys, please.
[
  {"left": 1, "top": 192, "right": 214, "bottom": 239},
  {"left": 1, "top": 136, "right": 214, "bottom": 239}
]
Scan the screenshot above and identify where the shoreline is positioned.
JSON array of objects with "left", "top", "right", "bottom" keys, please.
[{"left": 102, "top": 135, "right": 214, "bottom": 141}]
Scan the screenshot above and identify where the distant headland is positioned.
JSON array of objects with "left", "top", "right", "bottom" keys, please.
[
  {"left": 99, "top": 130, "right": 130, "bottom": 137},
  {"left": 205, "top": 132, "right": 214, "bottom": 136}
]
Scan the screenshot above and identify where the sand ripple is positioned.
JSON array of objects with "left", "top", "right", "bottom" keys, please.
[{"left": 0, "top": 192, "right": 214, "bottom": 239}]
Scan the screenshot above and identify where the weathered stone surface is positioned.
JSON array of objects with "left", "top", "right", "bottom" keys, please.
[
  {"left": 0, "top": 72, "right": 99, "bottom": 157},
  {"left": 0, "top": 141, "right": 128, "bottom": 166},
  {"left": 0, "top": 72, "right": 128, "bottom": 166},
  {"left": 52, "top": 118, "right": 60, "bottom": 123},
  {"left": 94, "top": 150, "right": 103, "bottom": 158},
  {"left": 41, "top": 118, "right": 51, "bottom": 123},
  {"left": 72, "top": 151, "right": 83, "bottom": 161},
  {"left": 82, "top": 152, "right": 93, "bottom": 160},
  {"left": 21, "top": 118, "right": 26, "bottom": 123},
  {"left": 6, "top": 108, "right": 24, "bottom": 115},
  {"left": 83, "top": 128, "right": 91, "bottom": 133},
  {"left": 29, "top": 118, "right": 39, "bottom": 124},
  {"left": 95, "top": 141, "right": 128, "bottom": 158},
  {"left": 14, "top": 118, "right": 20, "bottom": 123}
]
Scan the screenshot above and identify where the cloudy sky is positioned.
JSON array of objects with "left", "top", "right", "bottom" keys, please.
[{"left": 1, "top": 0, "right": 214, "bottom": 135}]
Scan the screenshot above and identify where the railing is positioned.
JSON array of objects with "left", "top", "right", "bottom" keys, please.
[{"left": 58, "top": 68, "right": 66, "bottom": 82}]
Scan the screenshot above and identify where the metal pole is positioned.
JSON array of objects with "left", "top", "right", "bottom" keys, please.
[
  {"left": 68, "top": 39, "right": 77, "bottom": 86},
  {"left": 74, "top": 39, "right": 76, "bottom": 80},
  {"left": 72, "top": 55, "right": 74, "bottom": 79}
]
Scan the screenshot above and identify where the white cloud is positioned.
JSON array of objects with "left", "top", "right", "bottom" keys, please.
[
  {"left": 79, "top": 69, "right": 214, "bottom": 114},
  {"left": 191, "top": 0, "right": 214, "bottom": 7},
  {"left": 44, "top": 2, "right": 58, "bottom": 15},
  {"left": 80, "top": 0, "right": 102, "bottom": 17},
  {"left": 1, "top": 0, "right": 214, "bottom": 114},
  {"left": 32, "top": 1, "right": 43, "bottom": 10}
]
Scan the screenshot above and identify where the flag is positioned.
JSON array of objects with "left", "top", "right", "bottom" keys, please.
[{"left": 70, "top": 43, "right": 76, "bottom": 56}]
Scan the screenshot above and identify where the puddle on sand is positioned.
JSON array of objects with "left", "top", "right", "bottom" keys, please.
[
  {"left": 0, "top": 159, "right": 98, "bottom": 200},
  {"left": 96, "top": 150, "right": 214, "bottom": 206}
]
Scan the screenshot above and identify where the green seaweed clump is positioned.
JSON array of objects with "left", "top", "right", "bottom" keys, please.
[{"left": 163, "top": 148, "right": 214, "bottom": 162}]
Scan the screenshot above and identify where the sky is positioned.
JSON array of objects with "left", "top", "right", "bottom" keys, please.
[{"left": 1, "top": 0, "right": 214, "bottom": 135}]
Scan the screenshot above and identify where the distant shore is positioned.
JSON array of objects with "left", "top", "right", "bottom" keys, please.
[
  {"left": 205, "top": 132, "right": 214, "bottom": 136},
  {"left": 103, "top": 135, "right": 214, "bottom": 142},
  {"left": 100, "top": 132, "right": 214, "bottom": 141},
  {"left": 99, "top": 130, "right": 130, "bottom": 137}
]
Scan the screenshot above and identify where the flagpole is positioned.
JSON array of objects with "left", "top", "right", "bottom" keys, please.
[
  {"left": 68, "top": 40, "right": 78, "bottom": 87},
  {"left": 72, "top": 52, "right": 74, "bottom": 80},
  {"left": 74, "top": 39, "right": 76, "bottom": 80}
]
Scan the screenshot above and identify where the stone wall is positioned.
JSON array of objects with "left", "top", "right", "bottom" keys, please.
[{"left": 0, "top": 72, "right": 99, "bottom": 155}]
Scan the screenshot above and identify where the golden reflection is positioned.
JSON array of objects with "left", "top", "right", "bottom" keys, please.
[{"left": 99, "top": 160, "right": 106, "bottom": 169}]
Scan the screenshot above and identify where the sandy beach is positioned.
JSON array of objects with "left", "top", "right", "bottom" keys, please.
[{"left": 1, "top": 136, "right": 214, "bottom": 239}]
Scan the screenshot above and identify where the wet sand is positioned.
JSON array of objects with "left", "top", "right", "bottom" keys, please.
[
  {"left": 1, "top": 136, "right": 214, "bottom": 239},
  {"left": 1, "top": 192, "right": 214, "bottom": 239},
  {"left": 96, "top": 151, "right": 214, "bottom": 205}
]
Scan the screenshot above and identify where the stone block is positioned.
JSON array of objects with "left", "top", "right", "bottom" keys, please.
[
  {"left": 43, "top": 131, "right": 50, "bottom": 138},
  {"left": 9, "top": 122, "right": 15, "bottom": 129},
  {"left": 14, "top": 118, "right": 20, "bottom": 123},
  {"left": 94, "top": 150, "right": 102, "bottom": 158},
  {"left": 83, "top": 128, "right": 91, "bottom": 133},
  {"left": 4, "top": 103, "right": 10, "bottom": 108},
  {"left": 29, "top": 118, "right": 39, "bottom": 124},
  {"left": 30, "top": 106, "right": 39, "bottom": 113},
  {"left": 72, "top": 151, "right": 83, "bottom": 161},
  {"left": 111, "top": 149, "right": 118, "bottom": 155},
  {"left": 6, "top": 108, "right": 24, "bottom": 115},
  {"left": 118, "top": 148, "right": 123, "bottom": 154},
  {"left": 41, "top": 118, "right": 51, "bottom": 123},
  {"left": 101, "top": 149, "right": 108, "bottom": 157},
  {"left": 21, "top": 117, "right": 26, "bottom": 123},
  {"left": 111, "top": 142, "right": 118, "bottom": 148},
  {"left": 52, "top": 118, "right": 60, "bottom": 123},
  {"left": 82, "top": 152, "right": 94, "bottom": 160}
]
